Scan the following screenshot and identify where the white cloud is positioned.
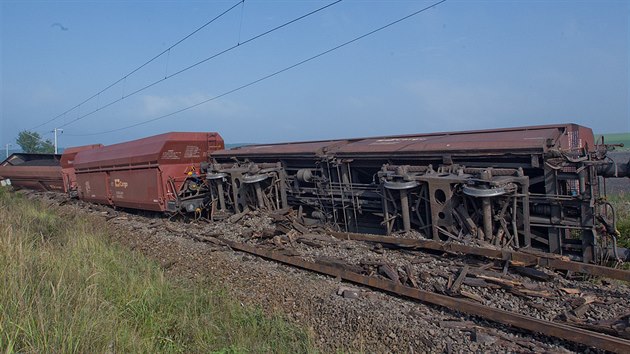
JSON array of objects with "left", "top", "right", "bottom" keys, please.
[{"left": 139, "top": 93, "right": 246, "bottom": 118}]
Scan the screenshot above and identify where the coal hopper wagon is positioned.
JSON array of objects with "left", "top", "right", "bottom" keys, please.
[{"left": 73, "top": 132, "right": 224, "bottom": 213}]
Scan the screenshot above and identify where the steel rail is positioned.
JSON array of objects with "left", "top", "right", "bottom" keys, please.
[
  {"left": 328, "top": 231, "right": 630, "bottom": 282},
  {"left": 218, "top": 238, "right": 630, "bottom": 353}
]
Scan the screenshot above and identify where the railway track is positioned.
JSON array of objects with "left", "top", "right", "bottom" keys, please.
[
  {"left": 28, "top": 190, "right": 630, "bottom": 352},
  {"left": 327, "top": 231, "right": 630, "bottom": 282},
  {"left": 218, "top": 238, "right": 630, "bottom": 353},
  {"left": 197, "top": 208, "right": 630, "bottom": 353}
]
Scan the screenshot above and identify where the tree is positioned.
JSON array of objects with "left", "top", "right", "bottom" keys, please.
[
  {"left": 16, "top": 131, "right": 55, "bottom": 153},
  {"left": 39, "top": 139, "right": 55, "bottom": 153}
]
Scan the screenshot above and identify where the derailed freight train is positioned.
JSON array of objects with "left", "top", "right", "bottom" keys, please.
[
  {"left": 207, "top": 123, "right": 629, "bottom": 263},
  {"left": 1, "top": 123, "right": 628, "bottom": 263}
]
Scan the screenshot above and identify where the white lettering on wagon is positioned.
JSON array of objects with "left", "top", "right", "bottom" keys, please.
[
  {"left": 184, "top": 145, "right": 201, "bottom": 158},
  {"left": 161, "top": 150, "right": 181, "bottom": 160}
]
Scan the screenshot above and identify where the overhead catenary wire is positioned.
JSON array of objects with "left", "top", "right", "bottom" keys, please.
[
  {"left": 66, "top": 0, "right": 448, "bottom": 137},
  {"left": 27, "top": 0, "right": 244, "bottom": 131},
  {"left": 57, "top": 0, "right": 343, "bottom": 130}
]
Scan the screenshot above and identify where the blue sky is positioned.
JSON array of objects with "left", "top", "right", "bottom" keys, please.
[{"left": 1, "top": 0, "right": 628, "bottom": 148}]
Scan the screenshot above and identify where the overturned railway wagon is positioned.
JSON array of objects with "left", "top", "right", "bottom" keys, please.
[
  {"left": 0, "top": 153, "right": 64, "bottom": 192},
  {"left": 209, "top": 123, "right": 629, "bottom": 263}
]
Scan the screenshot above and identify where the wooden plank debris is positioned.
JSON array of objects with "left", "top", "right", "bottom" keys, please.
[
  {"left": 512, "top": 266, "right": 551, "bottom": 282},
  {"left": 404, "top": 263, "right": 418, "bottom": 288},
  {"left": 560, "top": 288, "right": 581, "bottom": 295},
  {"left": 460, "top": 290, "right": 484, "bottom": 303},
  {"left": 449, "top": 265, "right": 469, "bottom": 294},
  {"left": 378, "top": 264, "right": 400, "bottom": 283}
]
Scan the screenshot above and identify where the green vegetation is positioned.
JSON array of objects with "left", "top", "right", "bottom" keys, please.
[
  {"left": 0, "top": 188, "right": 312, "bottom": 353},
  {"left": 609, "top": 192, "right": 630, "bottom": 249},
  {"left": 598, "top": 132, "right": 630, "bottom": 151},
  {"left": 15, "top": 130, "right": 55, "bottom": 154}
]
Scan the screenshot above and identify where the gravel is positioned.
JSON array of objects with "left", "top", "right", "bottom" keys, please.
[{"left": 28, "top": 191, "right": 630, "bottom": 353}]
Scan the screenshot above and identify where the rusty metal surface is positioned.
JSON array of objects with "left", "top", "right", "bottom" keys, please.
[
  {"left": 212, "top": 140, "right": 348, "bottom": 158},
  {"left": 108, "top": 169, "right": 163, "bottom": 211},
  {"left": 74, "top": 132, "right": 223, "bottom": 171},
  {"left": 74, "top": 132, "right": 224, "bottom": 212},
  {"left": 329, "top": 231, "right": 630, "bottom": 282},
  {"left": 575, "top": 125, "right": 596, "bottom": 151},
  {"left": 0, "top": 153, "right": 64, "bottom": 191},
  {"left": 334, "top": 129, "right": 554, "bottom": 155},
  {"left": 76, "top": 171, "right": 111, "bottom": 205},
  {"left": 60, "top": 144, "right": 103, "bottom": 192},
  {"left": 213, "top": 124, "right": 589, "bottom": 158},
  {"left": 334, "top": 124, "right": 588, "bottom": 155},
  {"left": 0, "top": 165, "right": 64, "bottom": 191},
  {"left": 219, "top": 238, "right": 630, "bottom": 353},
  {"left": 60, "top": 144, "right": 103, "bottom": 169},
  {"left": 209, "top": 122, "right": 626, "bottom": 263}
]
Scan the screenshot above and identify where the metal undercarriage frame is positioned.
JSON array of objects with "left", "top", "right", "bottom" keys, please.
[{"left": 205, "top": 149, "right": 622, "bottom": 264}]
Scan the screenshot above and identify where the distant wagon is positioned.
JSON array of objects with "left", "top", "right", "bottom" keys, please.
[{"left": 0, "top": 153, "right": 64, "bottom": 192}]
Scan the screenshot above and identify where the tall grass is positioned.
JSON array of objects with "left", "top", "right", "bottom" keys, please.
[
  {"left": 0, "top": 188, "right": 312, "bottom": 353},
  {"left": 609, "top": 192, "right": 630, "bottom": 249}
]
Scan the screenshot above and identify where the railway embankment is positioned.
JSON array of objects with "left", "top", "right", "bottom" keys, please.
[
  {"left": 8, "top": 188, "right": 630, "bottom": 353},
  {"left": 0, "top": 188, "right": 311, "bottom": 353}
]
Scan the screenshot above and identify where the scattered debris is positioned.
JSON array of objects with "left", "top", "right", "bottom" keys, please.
[{"left": 22, "top": 191, "right": 630, "bottom": 354}]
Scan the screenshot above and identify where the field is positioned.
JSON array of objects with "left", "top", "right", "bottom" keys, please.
[
  {"left": 0, "top": 188, "right": 312, "bottom": 353},
  {"left": 600, "top": 133, "right": 630, "bottom": 151}
]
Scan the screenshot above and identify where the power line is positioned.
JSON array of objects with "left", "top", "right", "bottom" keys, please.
[
  {"left": 28, "top": 0, "right": 244, "bottom": 131},
  {"left": 66, "top": 0, "right": 447, "bottom": 137},
  {"left": 57, "top": 0, "right": 343, "bottom": 130}
]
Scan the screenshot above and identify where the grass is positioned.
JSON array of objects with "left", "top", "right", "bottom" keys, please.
[
  {"left": 608, "top": 192, "right": 630, "bottom": 250},
  {"left": 0, "top": 188, "right": 313, "bottom": 353}
]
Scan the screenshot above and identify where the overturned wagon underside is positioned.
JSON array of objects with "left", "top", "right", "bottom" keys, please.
[{"left": 209, "top": 124, "right": 629, "bottom": 263}]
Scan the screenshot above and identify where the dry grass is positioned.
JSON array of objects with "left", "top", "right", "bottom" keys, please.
[
  {"left": 609, "top": 192, "right": 630, "bottom": 249},
  {"left": 0, "top": 188, "right": 312, "bottom": 353}
]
